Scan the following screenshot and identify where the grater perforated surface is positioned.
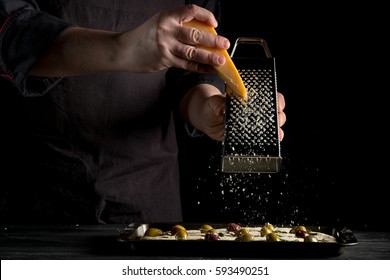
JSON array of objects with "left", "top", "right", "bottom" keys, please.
[{"left": 226, "top": 68, "right": 279, "bottom": 153}]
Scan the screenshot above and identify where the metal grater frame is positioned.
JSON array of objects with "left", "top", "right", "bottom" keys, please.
[{"left": 221, "top": 37, "right": 282, "bottom": 173}]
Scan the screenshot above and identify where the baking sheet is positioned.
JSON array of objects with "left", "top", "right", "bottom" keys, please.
[{"left": 115, "top": 223, "right": 358, "bottom": 259}]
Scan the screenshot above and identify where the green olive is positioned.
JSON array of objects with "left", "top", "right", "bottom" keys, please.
[
  {"left": 171, "top": 224, "right": 186, "bottom": 235},
  {"left": 199, "top": 224, "right": 213, "bottom": 233},
  {"left": 175, "top": 229, "right": 188, "bottom": 240},
  {"left": 304, "top": 235, "right": 318, "bottom": 242},
  {"left": 266, "top": 232, "right": 281, "bottom": 242},
  {"left": 235, "top": 232, "right": 254, "bottom": 242},
  {"left": 297, "top": 225, "right": 307, "bottom": 232},
  {"left": 144, "top": 227, "right": 163, "bottom": 237},
  {"left": 235, "top": 228, "right": 250, "bottom": 237},
  {"left": 289, "top": 225, "right": 307, "bottom": 234},
  {"left": 264, "top": 223, "right": 275, "bottom": 231},
  {"left": 260, "top": 226, "right": 273, "bottom": 237},
  {"left": 206, "top": 229, "right": 218, "bottom": 235}
]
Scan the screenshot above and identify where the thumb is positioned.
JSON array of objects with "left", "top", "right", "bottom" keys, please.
[{"left": 207, "top": 95, "right": 225, "bottom": 118}]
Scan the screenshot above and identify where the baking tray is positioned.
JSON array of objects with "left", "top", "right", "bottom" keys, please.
[{"left": 115, "top": 223, "right": 358, "bottom": 259}]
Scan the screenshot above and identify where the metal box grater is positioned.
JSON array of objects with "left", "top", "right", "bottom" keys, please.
[{"left": 221, "top": 37, "right": 282, "bottom": 173}]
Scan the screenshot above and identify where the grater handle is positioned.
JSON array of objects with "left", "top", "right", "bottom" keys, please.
[{"left": 230, "top": 37, "right": 272, "bottom": 59}]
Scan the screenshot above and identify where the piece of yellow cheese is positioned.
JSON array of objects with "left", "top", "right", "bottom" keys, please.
[{"left": 183, "top": 19, "right": 247, "bottom": 101}]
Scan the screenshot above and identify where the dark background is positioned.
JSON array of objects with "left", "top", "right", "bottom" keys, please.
[{"left": 178, "top": 1, "right": 388, "bottom": 230}]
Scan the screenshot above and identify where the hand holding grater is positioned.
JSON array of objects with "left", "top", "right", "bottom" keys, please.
[{"left": 221, "top": 37, "right": 282, "bottom": 173}]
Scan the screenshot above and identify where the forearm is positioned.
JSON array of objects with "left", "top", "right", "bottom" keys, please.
[
  {"left": 30, "top": 4, "right": 230, "bottom": 78},
  {"left": 31, "top": 27, "right": 125, "bottom": 77}
]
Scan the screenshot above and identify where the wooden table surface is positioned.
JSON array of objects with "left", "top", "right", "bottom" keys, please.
[{"left": 1, "top": 224, "right": 389, "bottom": 260}]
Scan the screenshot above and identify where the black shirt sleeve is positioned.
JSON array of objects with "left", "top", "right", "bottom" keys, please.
[{"left": 0, "top": 0, "right": 72, "bottom": 96}]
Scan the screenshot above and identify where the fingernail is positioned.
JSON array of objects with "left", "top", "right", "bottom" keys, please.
[
  {"left": 218, "top": 55, "right": 226, "bottom": 65},
  {"left": 223, "top": 39, "right": 230, "bottom": 49}
]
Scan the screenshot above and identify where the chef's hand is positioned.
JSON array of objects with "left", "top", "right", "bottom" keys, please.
[
  {"left": 277, "top": 92, "right": 286, "bottom": 141},
  {"left": 119, "top": 4, "right": 230, "bottom": 73},
  {"left": 32, "top": 4, "right": 229, "bottom": 77},
  {"left": 181, "top": 84, "right": 286, "bottom": 142}
]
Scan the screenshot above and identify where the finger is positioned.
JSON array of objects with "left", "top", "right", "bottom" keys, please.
[
  {"left": 183, "top": 26, "right": 229, "bottom": 50},
  {"left": 180, "top": 4, "right": 218, "bottom": 28},
  {"left": 184, "top": 60, "right": 213, "bottom": 73},
  {"left": 278, "top": 110, "right": 286, "bottom": 127},
  {"left": 163, "top": 52, "right": 209, "bottom": 72},
  {"left": 168, "top": 49, "right": 223, "bottom": 72},
  {"left": 216, "top": 129, "right": 225, "bottom": 141},
  {"left": 171, "top": 42, "right": 225, "bottom": 66},
  {"left": 172, "top": 24, "right": 228, "bottom": 65},
  {"left": 208, "top": 94, "right": 226, "bottom": 117},
  {"left": 209, "top": 125, "right": 225, "bottom": 142},
  {"left": 279, "top": 128, "right": 284, "bottom": 141},
  {"left": 277, "top": 92, "right": 285, "bottom": 111}
]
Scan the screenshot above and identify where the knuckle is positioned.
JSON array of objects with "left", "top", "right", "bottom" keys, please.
[
  {"left": 185, "top": 4, "right": 197, "bottom": 12},
  {"left": 190, "top": 28, "right": 202, "bottom": 43},
  {"left": 186, "top": 46, "right": 196, "bottom": 60}
]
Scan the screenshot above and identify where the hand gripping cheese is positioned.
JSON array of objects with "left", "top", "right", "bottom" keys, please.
[{"left": 183, "top": 19, "right": 247, "bottom": 101}]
